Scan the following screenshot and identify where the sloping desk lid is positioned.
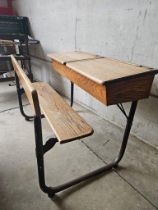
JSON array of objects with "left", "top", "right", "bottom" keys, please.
[
  {"left": 48, "top": 52, "right": 158, "bottom": 84},
  {"left": 48, "top": 51, "right": 100, "bottom": 64},
  {"left": 67, "top": 58, "right": 158, "bottom": 84}
]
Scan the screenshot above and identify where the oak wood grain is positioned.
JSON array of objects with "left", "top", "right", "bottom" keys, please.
[
  {"left": 66, "top": 58, "right": 155, "bottom": 85},
  {"left": 106, "top": 75, "right": 154, "bottom": 105},
  {"left": 48, "top": 51, "right": 100, "bottom": 64},
  {"left": 11, "top": 55, "right": 93, "bottom": 143},
  {"left": 51, "top": 59, "right": 156, "bottom": 105},
  {"left": 52, "top": 60, "right": 107, "bottom": 104},
  {"left": 33, "top": 82, "right": 93, "bottom": 143},
  {"left": 11, "top": 55, "right": 41, "bottom": 116}
]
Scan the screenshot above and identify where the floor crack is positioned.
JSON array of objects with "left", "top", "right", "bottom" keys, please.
[
  {"left": 0, "top": 104, "right": 29, "bottom": 114},
  {"left": 81, "top": 140, "right": 158, "bottom": 210},
  {"left": 102, "top": 139, "right": 110, "bottom": 146}
]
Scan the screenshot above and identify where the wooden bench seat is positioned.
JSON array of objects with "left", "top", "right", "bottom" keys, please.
[
  {"left": 11, "top": 55, "right": 93, "bottom": 143},
  {"left": 33, "top": 82, "right": 93, "bottom": 143}
]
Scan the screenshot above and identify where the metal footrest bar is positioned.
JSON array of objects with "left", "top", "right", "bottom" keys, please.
[
  {"left": 48, "top": 161, "right": 116, "bottom": 195},
  {"left": 34, "top": 101, "right": 138, "bottom": 198}
]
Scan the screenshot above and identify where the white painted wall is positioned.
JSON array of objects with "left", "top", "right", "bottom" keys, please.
[{"left": 13, "top": 0, "right": 158, "bottom": 148}]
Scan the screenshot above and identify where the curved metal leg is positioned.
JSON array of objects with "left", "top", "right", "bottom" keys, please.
[
  {"left": 15, "top": 73, "right": 34, "bottom": 121},
  {"left": 34, "top": 116, "right": 58, "bottom": 197},
  {"left": 34, "top": 101, "right": 138, "bottom": 197}
]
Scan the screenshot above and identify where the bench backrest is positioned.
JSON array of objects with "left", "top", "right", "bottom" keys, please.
[{"left": 11, "top": 55, "right": 41, "bottom": 116}]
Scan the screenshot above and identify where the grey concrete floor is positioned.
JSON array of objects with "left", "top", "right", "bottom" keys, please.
[{"left": 0, "top": 82, "right": 158, "bottom": 210}]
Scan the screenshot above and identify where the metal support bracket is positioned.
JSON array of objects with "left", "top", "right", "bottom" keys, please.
[
  {"left": 19, "top": 88, "right": 25, "bottom": 95},
  {"left": 43, "top": 138, "right": 58, "bottom": 154},
  {"left": 117, "top": 103, "right": 128, "bottom": 119},
  {"left": 15, "top": 73, "right": 45, "bottom": 121}
]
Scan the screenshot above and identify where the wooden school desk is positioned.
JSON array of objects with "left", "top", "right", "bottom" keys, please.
[{"left": 46, "top": 51, "right": 158, "bottom": 194}]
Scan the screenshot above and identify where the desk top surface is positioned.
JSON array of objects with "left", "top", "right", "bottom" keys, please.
[
  {"left": 48, "top": 51, "right": 158, "bottom": 84},
  {"left": 48, "top": 51, "right": 99, "bottom": 64}
]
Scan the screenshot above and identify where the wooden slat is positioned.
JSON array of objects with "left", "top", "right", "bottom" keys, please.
[
  {"left": 33, "top": 82, "right": 93, "bottom": 143},
  {"left": 66, "top": 58, "right": 156, "bottom": 85},
  {"left": 11, "top": 55, "right": 34, "bottom": 105},
  {"left": 11, "top": 55, "right": 40, "bottom": 116},
  {"left": 48, "top": 51, "right": 100, "bottom": 64},
  {"left": 11, "top": 55, "right": 93, "bottom": 143}
]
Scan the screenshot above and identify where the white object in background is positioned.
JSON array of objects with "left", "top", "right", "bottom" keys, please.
[{"left": 14, "top": 39, "right": 20, "bottom": 55}]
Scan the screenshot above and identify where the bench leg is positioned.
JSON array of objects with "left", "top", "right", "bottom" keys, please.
[
  {"left": 34, "top": 116, "right": 58, "bottom": 197},
  {"left": 34, "top": 101, "right": 138, "bottom": 198},
  {"left": 15, "top": 73, "right": 34, "bottom": 121}
]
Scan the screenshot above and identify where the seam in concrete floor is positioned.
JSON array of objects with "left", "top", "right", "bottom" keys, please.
[
  {"left": 0, "top": 104, "right": 29, "bottom": 114},
  {"left": 81, "top": 141, "right": 158, "bottom": 210},
  {"left": 75, "top": 98, "right": 158, "bottom": 152},
  {"left": 0, "top": 103, "right": 157, "bottom": 209}
]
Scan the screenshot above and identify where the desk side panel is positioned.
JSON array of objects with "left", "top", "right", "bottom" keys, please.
[
  {"left": 106, "top": 75, "right": 154, "bottom": 105},
  {"left": 52, "top": 61, "right": 107, "bottom": 105}
]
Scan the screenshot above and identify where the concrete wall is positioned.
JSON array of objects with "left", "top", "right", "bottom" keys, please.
[{"left": 13, "top": 0, "right": 158, "bottom": 149}]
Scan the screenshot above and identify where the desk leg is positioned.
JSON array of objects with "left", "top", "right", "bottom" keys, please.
[
  {"left": 34, "top": 101, "right": 138, "bottom": 198},
  {"left": 70, "top": 81, "right": 74, "bottom": 107},
  {"left": 115, "top": 100, "right": 138, "bottom": 164}
]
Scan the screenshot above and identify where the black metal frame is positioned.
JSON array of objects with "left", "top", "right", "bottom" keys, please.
[
  {"left": 0, "top": 35, "right": 33, "bottom": 82},
  {"left": 0, "top": 15, "right": 39, "bottom": 82},
  {"left": 19, "top": 35, "right": 33, "bottom": 81},
  {"left": 70, "top": 81, "right": 74, "bottom": 107},
  {"left": 35, "top": 99, "right": 138, "bottom": 198},
  {"left": 15, "top": 73, "right": 34, "bottom": 121},
  {"left": 15, "top": 75, "right": 138, "bottom": 198}
]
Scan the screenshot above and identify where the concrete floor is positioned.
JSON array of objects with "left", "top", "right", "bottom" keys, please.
[{"left": 0, "top": 82, "right": 158, "bottom": 210}]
